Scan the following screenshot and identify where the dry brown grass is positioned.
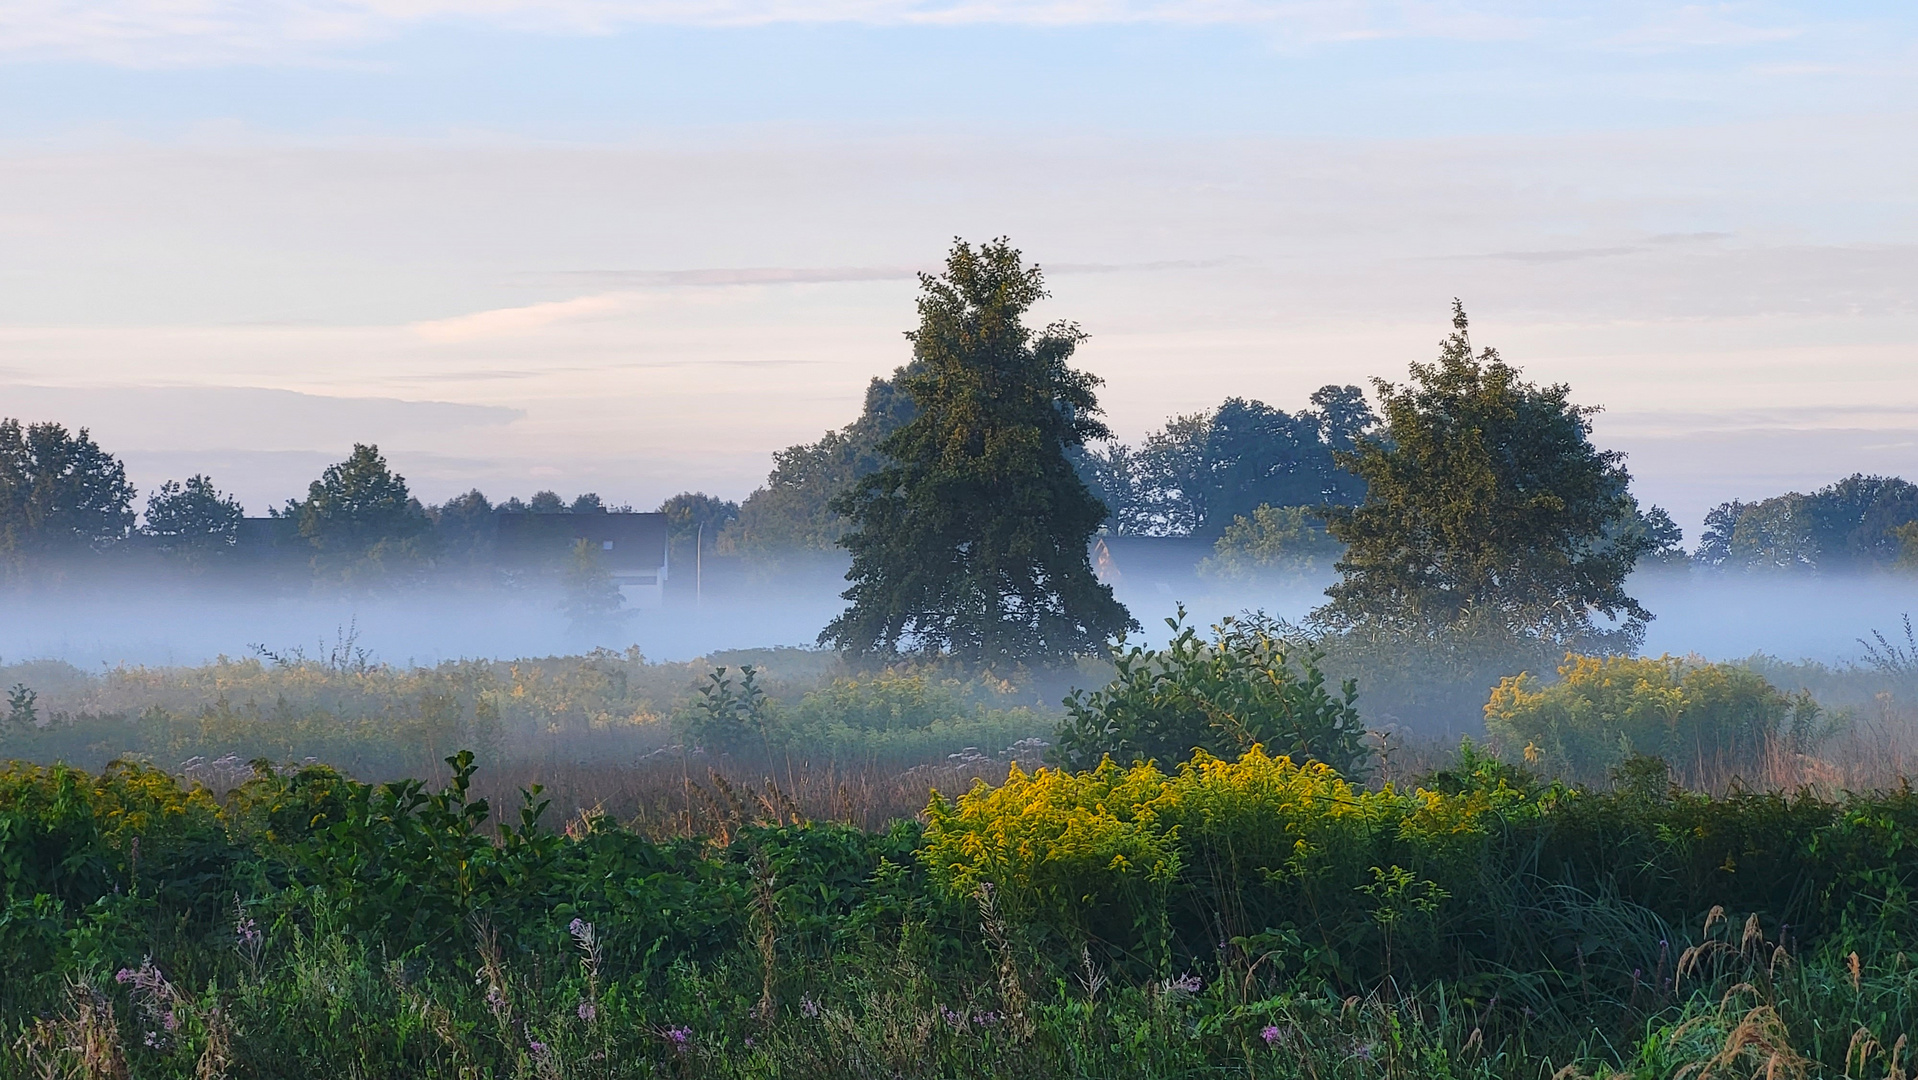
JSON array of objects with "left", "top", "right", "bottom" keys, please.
[{"left": 470, "top": 746, "right": 1046, "bottom": 838}]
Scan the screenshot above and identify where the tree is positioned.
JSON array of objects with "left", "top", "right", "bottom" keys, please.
[
  {"left": 821, "top": 238, "right": 1135, "bottom": 666},
  {"left": 141, "top": 475, "right": 243, "bottom": 557},
  {"left": 1125, "top": 389, "right": 1376, "bottom": 538},
  {"left": 659, "top": 491, "right": 740, "bottom": 564},
  {"left": 1071, "top": 441, "right": 1148, "bottom": 535},
  {"left": 728, "top": 370, "right": 917, "bottom": 554},
  {"left": 560, "top": 538, "right": 627, "bottom": 636},
  {"left": 1312, "top": 302, "right": 1653, "bottom": 655},
  {"left": 282, "top": 444, "right": 433, "bottom": 579},
  {"left": 0, "top": 419, "right": 136, "bottom": 566}
]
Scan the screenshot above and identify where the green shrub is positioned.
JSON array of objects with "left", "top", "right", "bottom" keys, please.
[
  {"left": 1052, "top": 611, "right": 1367, "bottom": 776},
  {"left": 1484, "top": 653, "right": 1822, "bottom": 783}
]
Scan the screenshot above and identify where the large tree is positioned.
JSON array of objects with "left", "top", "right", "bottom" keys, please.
[
  {"left": 0, "top": 419, "right": 136, "bottom": 565},
  {"left": 820, "top": 238, "right": 1135, "bottom": 665},
  {"left": 1312, "top": 302, "right": 1653, "bottom": 654}
]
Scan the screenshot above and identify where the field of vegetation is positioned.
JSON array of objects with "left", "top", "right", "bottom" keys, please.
[{"left": 8, "top": 619, "right": 1918, "bottom": 1078}]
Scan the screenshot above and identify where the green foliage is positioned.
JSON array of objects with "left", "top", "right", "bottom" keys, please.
[
  {"left": 1314, "top": 302, "right": 1653, "bottom": 657},
  {"left": 1198, "top": 504, "right": 1343, "bottom": 581},
  {"left": 141, "top": 474, "right": 244, "bottom": 559},
  {"left": 823, "top": 238, "right": 1134, "bottom": 665},
  {"left": 0, "top": 418, "right": 136, "bottom": 568},
  {"left": 680, "top": 665, "right": 781, "bottom": 752},
  {"left": 1082, "top": 387, "right": 1375, "bottom": 538},
  {"left": 728, "top": 371, "right": 917, "bottom": 556},
  {"left": 1484, "top": 653, "right": 1823, "bottom": 784},
  {"left": 1052, "top": 610, "right": 1367, "bottom": 776},
  {"left": 660, "top": 490, "right": 741, "bottom": 564},
  {"left": 784, "top": 669, "right": 1048, "bottom": 759},
  {"left": 1697, "top": 473, "right": 1918, "bottom": 572},
  {"left": 11, "top": 751, "right": 1918, "bottom": 1075},
  {"left": 281, "top": 443, "right": 435, "bottom": 580},
  {"left": 427, "top": 487, "right": 495, "bottom": 564}
]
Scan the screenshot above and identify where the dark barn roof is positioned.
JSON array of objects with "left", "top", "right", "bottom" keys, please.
[{"left": 493, "top": 511, "right": 669, "bottom": 574}]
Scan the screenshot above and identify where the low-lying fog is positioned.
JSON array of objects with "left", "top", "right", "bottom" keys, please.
[{"left": 5, "top": 553, "right": 1917, "bottom": 674}]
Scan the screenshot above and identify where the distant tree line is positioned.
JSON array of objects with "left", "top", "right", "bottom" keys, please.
[
  {"left": 0, "top": 426, "right": 740, "bottom": 586},
  {"left": 725, "top": 370, "right": 1380, "bottom": 555},
  {"left": 1694, "top": 474, "right": 1918, "bottom": 573}
]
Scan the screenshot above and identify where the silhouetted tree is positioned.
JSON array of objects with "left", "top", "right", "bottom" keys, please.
[
  {"left": 281, "top": 444, "right": 434, "bottom": 579},
  {"left": 430, "top": 488, "right": 495, "bottom": 564},
  {"left": 0, "top": 419, "right": 136, "bottom": 568},
  {"left": 821, "top": 238, "right": 1135, "bottom": 666},
  {"left": 142, "top": 475, "right": 243, "bottom": 558}
]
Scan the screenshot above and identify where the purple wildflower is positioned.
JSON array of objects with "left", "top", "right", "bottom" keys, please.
[
  {"left": 799, "top": 995, "right": 821, "bottom": 1019},
  {"left": 666, "top": 1026, "right": 692, "bottom": 1052},
  {"left": 1261, "top": 1025, "right": 1282, "bottom": 1047},
  {"left": 577, "top": 1000, "right": 597, "bottom": 1023}
]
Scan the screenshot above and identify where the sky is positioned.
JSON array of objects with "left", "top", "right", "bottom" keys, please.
[{"left": 1, "top": 1, "right": 1915, "bottom": 537}]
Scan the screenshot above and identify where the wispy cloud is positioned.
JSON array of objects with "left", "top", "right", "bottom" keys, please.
[
  {"left": 0, "top": 1, "right": 1800, "bottom": 66},
  {"left": 412, "top": 292, "right": 631, "bottom": 342},
  {"left": 529, "top": 258, "right": 1227, "bottom": 289}
]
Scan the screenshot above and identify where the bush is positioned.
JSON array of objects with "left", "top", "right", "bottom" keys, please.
[
  {"left": 1051, "top": 610, "right": 1367, "bottom": 776},
  {"left": 1484, "top": 653, "right": 1822, "bottom": 784},
  {"left": 924, "top": 745, "right": 1539, "bottom": 981}
]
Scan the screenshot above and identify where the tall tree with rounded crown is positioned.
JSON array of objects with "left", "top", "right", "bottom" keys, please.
[
  {"left": 1313, "top": 301, "right": 1653, "bottom": 655},
  {"left": 821, "top": 238, "right": 1135, "bottom": 666}
]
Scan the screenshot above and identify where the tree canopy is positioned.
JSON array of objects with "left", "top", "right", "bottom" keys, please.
[
  {"left": 821, "top": 238, "right": 1135, "bottom": 666},
  {"left": 1695, "top": 474, "right": 1918, "bottom": 573},
  {"left": 1077, "top": 387, "right": 1375, "bottom": 538},
  {"left": 0, "top": 419, "right": 136, "bottom": 566},
  {"left": 141, "top": 475, "right": 244, "bottom": 557},
  {"left": 281, "top": 444, "right": 434, "bottom": 579},
  {"left": 1312, "top": 302, "right": 1653, "bottom": 654},
  {"left": 727, "top": 371, "right": 917, "bottom": 555}
]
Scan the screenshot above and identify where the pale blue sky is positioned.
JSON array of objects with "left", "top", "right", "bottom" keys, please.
[{"left": 1, "top": 1, "right": 1915, "bottom": 535}]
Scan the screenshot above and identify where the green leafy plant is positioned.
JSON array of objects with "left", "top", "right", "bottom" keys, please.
[
  {"left": 1485, "top": 653, "right": 1823, "bottom": 784},
  {"left": 1052, "top": 609, "right": 1367, "bottom": 776}
]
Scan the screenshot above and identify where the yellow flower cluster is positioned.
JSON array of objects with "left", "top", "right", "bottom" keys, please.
[{"left": 923, "top": 746, "right": 1527, "bottom": 925}]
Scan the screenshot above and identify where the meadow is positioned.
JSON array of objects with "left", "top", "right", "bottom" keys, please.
[{"left": 9, "top": 635, "right": 1918, "bottom": 1077}]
